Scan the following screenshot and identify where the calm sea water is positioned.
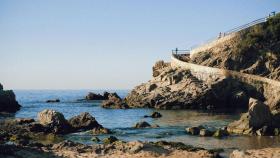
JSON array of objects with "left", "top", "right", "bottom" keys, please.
[{"left": 2, "top": 90, "right": 280, "bottom": 156}]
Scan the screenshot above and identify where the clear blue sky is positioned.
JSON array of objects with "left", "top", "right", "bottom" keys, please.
[{"left": 0, "top": 0, "right": 279, "bottom": 90}]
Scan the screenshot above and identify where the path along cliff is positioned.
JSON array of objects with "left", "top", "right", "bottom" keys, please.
[{"left": 123, "top": 13, "right": 280, "bottom": 111}]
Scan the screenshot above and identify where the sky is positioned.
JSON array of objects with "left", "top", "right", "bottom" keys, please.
[{"left": 0, "top": 0, "right": 279, "bottom": 90}]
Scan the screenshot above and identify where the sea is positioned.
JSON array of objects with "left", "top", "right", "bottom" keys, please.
[{"left": 2, "top": 89, "right": 280, "bottom": 156}]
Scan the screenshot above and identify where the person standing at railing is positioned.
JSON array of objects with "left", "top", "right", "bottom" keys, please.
[{"left": 218, "top": 32, "right": 222, "bottom": 38}]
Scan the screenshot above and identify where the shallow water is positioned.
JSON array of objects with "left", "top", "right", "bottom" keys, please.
[{"left": 2, "top": 90, "right": 280, "bottom": 156}]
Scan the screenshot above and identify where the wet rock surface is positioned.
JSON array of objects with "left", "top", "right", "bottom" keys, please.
[{"left": 0, "top": 83, "right": 21, "bottom": 113}]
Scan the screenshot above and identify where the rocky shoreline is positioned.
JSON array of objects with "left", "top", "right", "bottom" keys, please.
[{"left": 0, "top": 109, "right": 223, "bottom": 158}]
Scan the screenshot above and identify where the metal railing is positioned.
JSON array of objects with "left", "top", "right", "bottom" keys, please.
[
  {"left": 171, "top": 49, "right": 190, "bottom": 55},
  {"left": 188, "top": 11, "right": 277, "bottom": 51}
]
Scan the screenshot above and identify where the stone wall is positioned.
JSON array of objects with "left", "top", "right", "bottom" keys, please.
[
  {"left": 171, "top": 54, "right": 280, "bottom": 109},
  {"left": 190, "top": 33, "right": 237, "bottom": 58}
]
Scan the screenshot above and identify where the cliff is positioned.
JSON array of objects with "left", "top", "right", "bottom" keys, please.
[{"left": 190, "top": 13, "right": 280, "bottom": 81}]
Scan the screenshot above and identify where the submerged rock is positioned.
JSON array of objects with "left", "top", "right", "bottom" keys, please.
[
  {"left": 186, "top": 126, "right": 205, "bottom": 135},
  {"left": 46, "top": 99, "right": 60, "bottom": 103},
  {"left": 103, "top": 136, "right": 118, "bottom": 144},
  {"left": 199, "top": 129, "right": 214, "bottom": 137},
  {"left": 0, "top": 83, "right": 21, "bottom": 113},
  {"left": 91, "top": 136, "right": 100, "bottom": 142},
  {"left": 213, "top": 129, "right": 229, "bottom": 138},
  {"left": 134, "top": 121, "right": 151, "bottom": 128},
  {"left": 144, "top": 111, "right": 162, "bottom": 118},
  {"left": 92, "top": 127, "right": 111, "bottom": 135}
]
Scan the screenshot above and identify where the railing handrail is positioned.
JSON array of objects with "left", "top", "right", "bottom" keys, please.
[
  {"left": 188, "top": 12, "right": 277, "bottom": 51},
  {"left": 172, "top": 49, "right": 190, "bottom": 55}
]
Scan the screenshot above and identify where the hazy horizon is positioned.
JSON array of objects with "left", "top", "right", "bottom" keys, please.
[{"left": 0, "top": 0, "right": 279, "bottom": 90}]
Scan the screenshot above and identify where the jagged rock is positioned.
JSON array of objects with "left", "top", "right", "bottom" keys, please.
[
  {"left": 46, "top": 99, "right": 60, "bottom": 103},
  {"left": 0, "top": 84, "right": 21, "bottom": 113},
  {"left": 152, "top": 60, "right": 170, "bottom": 77},
  {"left": 134, "top": 121, "right": 151, "bottom": 128},
  {"left": 103, "top": 91, "right": 110, "bottom": 99},
  {"left": 103, "top": 136, "right": 118, "bottom": 144},
  {"left": 125, "top": 63, "right": 256, "bottom": 110},
  {"left": 101, "top": 93, "right": 128, "bottom": 109},
  {"left": 68, "top": 112, "right": 102, "bottom": 131},
  {"left": 37, "top": 109, "right": 71, "bottom": 134}
]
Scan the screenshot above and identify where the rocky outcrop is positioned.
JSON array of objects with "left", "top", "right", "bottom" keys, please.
[
  {"left": 227, "top": 98, "right": 280, "bottom": 136},
  {"left": 85, "top": 92, "right": 106, "bottom": 100},
  {"left": 68, "top": 112, "right": 101, "bottom": 131},
  {"left": 36, "top": 109, "right": 110, "bottom": 135},
  {"left": 152, "top": 60, "right": 170, "bottom": 77},
  {"left": 101, "top": 93, "right": 128, "bottom": 109},
  {"left": 0, "top": 83, "right": 21, "bottom": 113},
  {"left": 124, "top": 61, "right": 262, "bottom": 110}
]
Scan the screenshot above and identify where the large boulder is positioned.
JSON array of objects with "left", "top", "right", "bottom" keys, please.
[
  {"left": 227, "top": 98, "right": 273, "bottom": 135},
  {"left": 68, "top": 112, "right": 102, "bottom": 131},
  {"left": 37, "top": 109, "right": 71, "bottom": 134},
  {"left": 0, "top": 84, "right": 21, "bottom": 113},
  {"left": 248, "top": 98, "right": 272, "bottom": 129},
  {"left": 101, "top": 93, "right": 128, "bottom": 109}
]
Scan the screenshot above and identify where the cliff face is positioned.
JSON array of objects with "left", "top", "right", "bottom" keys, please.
[
  {"left": 125, "top": 61, "right": 263, "bottom": 110},
  {"left": 0, "top": 83, "right": 21, "bottom": 113},
  {"left": 190, "top": 13, "right": 280, "bottom": 81}
]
